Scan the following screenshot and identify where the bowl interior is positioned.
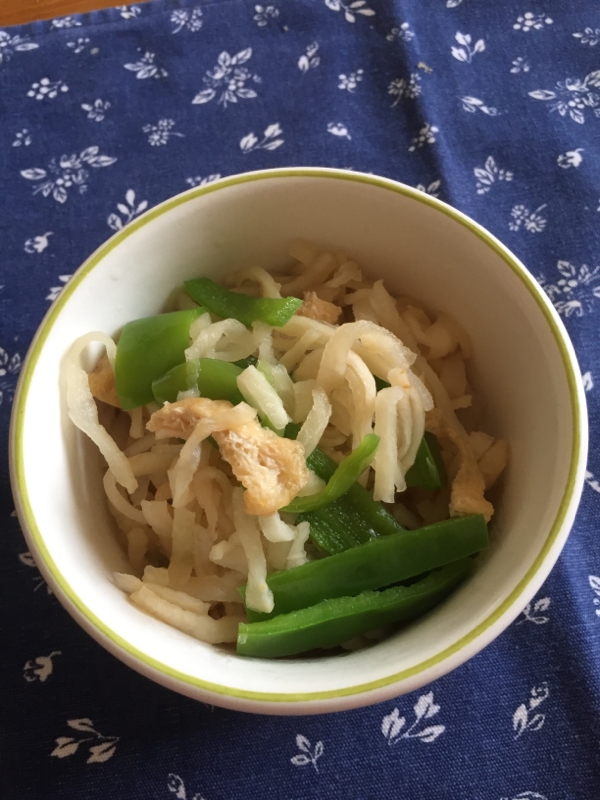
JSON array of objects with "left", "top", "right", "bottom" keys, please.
[{"left": 12, "top": 171, "right": 583, "bottom": 712}]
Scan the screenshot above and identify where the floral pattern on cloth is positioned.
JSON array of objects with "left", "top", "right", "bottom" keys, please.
[{"left": 1, "top": 1, "right": 600, "bottom": 798}]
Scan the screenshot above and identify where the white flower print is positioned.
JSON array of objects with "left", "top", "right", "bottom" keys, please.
[
  {"left": 461, "top": 95, "right": 500, "bottom": 115},
  {"left": 415, "top": 179, "right": 441, "bottom": 197},
  {"left": 513, "top": 682, "right": 549, "bottom": 739},
  {"left": 298, "top": 42, "right": 320, "bottom": 72},
  {"left": 50, "top": 15, "right": 81, "bottom": 28},
  {"left": 66, "top": 37, "right": 90, "bottom": 54},
  {"left": 325, "top": 0, "right": 375, "bottom": 24},
  {"left": 513, "top": 13, "right": 553, "bottom": 32},
  {"left": 192, "top": 49, "right": 260, "bottom": 107},
  {"left": 18, "top": 551, "right": 52, "bottom": 592},
  {"left": 143, "top": 118, "right": 184, "bottom": 146},
  {"left": 582, "top": 371, "right": 594, "bottom": 391},
  {"left": 446, "top": 0, "right": 464, "bottom": 6},
  {"left": 27, "top": 78, "right": 69, "bottom": 100},
  {"left": 107, "top": 189, "right": 149, "bottom": 231},
  {"left": 12, "top": 128, "right": 32, "bottom": 147},
  {"left": 240, "top": 123, "right": 283, "bottom": 153},
  {"left": 24, "top": 651, "right": 61, "bottom": 682},
  {"left": 474, "top": 156, "right": 514, "bottom": 194},
  {"left": 167, "top": 773, "right": 205, "bottom": 800},
  {"left": 21, "top": 147, "right": 117, "bottom": 204},
  {"left": 589, "top": 574, "right": 600, "bottom": 616},
  {"left": 386, "top": 22, "right": 414, "bottom": 42},
  {"left": 510, "top": 57, "right": 530, "bottom": 73},
  {"left": 0, "top": 347, "right": 22, "bottom": 408},
  {"left": 528, "top": 71, "right": 600, "bottom": 125},
  {"left": 573, "top": 28, "right": 600, "bottom": 47},
  {"left": 253, "top": 5, "right": 279, "bottom": 27},
  {"left": 171, "top": 8, "right": 203, "bottom": 33},
  {"left": 0, "top": 30, "right": 38, "bottom": 65},
  {"left": 47, "top": 275, "right": 72, "bottom": 302},
  {"left": 327, "top": 121, "right": 351, "bottom": 140},
  {"left": 557, "top": 148, "right": 583, "bottom": 168},
  {"left": 516, "top": 596, "right": 550, "bottom": 625},
  {"left": 586, "top": 471, "right": 600, "bottom": 492},
  {"left": 117, "top": 5, "right": 141, "bottom": 19},
  {"left": 509, "top": 204, "right": 547, "bottom": 233},
  {"left": 408, "top": 123, "right": 438, "bottom": 151},
  {"left": 290, "top": 734, "right": 324, "bottom": 772},
  {"left": 381, "top": 691, "right": 446, "bottom": 745},
  {"left": 501, "top": 794, "right": 548, "bottom": 800},
  {"left": 51, "top": 719, "right": 120, "bottom": 764},
  {"left": 81, "top": 99, "right": 110, "bottom": 122},
  {"left": 451, "top": 31, "right": 485, "bottom": 63},
  {"left": 389, "top": 73, "right": 422, "bottom": 106},
  {"left": 338, "top": 69, "right": 363, "bottom": 92},
  {"left": 186, "top": 174, "right": 222, "bottom": 188},
  {"left": 24, "top": 232, "right": 53, "bottom": 253},
  {"left": 124, "top": 50, "right": 168, "bottom": 79},
  {"left": 538, "top": 260, "right": 600, "bottom": 317}
]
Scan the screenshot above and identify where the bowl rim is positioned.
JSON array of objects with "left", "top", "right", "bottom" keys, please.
[{"left": 9, "top": 166, "right": 587, "bottom": 708}]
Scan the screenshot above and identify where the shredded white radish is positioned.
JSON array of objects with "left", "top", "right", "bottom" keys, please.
[
  {"left": 297, "top": 387, "right": 332, "bottom": 457},
  {"left": 231, "top": 266, "right": 282, "bottom": 298},
  {"left": 278, "top": 329, "right": 321, "bottom": 372},
  {"left": 236, "top": 365, "right": 291, "bottom": 432},
  {"left": 373, "top": 386, "right": 405, "bottom": 502},
  {"left": 113, "top": 572, "right": 142, "bottom": 593},
  {"left": 66, "top": 333, "right": 137, "bottom": 494},
  {"left": 232, "top": 488, "right": 273, "bottom": 614},
  {"left": 185, "top": 319, "right": 252, "bottom": 362},
  {"left": 168, "top": 420, "right": 213, "bottom": 507},
  {"left": 281, "top": 251, "right": 337, "bottom": 296},
  {"left": 258, "top": 512, "right": 296, "bottom": 542},
  {"left": 168, "top": 506, "right": 195, "bottom": 589},
  {"left": 286, "top": 521, "right": 311, "bottom": 569},
  {"left": 103, "top": 470, "right": 146, "bottom": 524},
  {"left": 129, "top": 585, "right": 241, "bottom": 643},
  {"left": 141, "top": 499, "right": 173, "bottom": 556}
]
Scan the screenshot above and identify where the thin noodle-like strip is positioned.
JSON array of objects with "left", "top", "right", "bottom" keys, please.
[
  {"left": 297, "top": 387, "right": 332, "bottom": 457},
  {"left": 232, "top": 488, "right": 274, "bottom": 613},
  {"left": 66, "top": 333, "right": 137, "bottom": 493},
  {"left": 103, "top": 470, "right": 146, "bottom": 524}
]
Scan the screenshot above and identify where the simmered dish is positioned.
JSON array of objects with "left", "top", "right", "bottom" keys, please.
[{"left": 66, "top": 241, "right": 507, "bottom": 657}]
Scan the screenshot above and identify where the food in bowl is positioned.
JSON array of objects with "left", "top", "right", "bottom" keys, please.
[{"left": 65, "top": 240, "right": 507, "bottom": 658}]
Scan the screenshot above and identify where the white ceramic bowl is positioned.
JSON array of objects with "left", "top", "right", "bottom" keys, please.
[{"left": 10, "top": 168, "right": 587, "bottom": 715}]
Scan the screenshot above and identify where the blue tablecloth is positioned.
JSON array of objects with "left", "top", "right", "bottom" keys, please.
[{"left": 2, "top": 1, "right": 599, "bottom": 797}]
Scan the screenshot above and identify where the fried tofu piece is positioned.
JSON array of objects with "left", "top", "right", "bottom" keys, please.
[
  {"left": 214, "top": 424, "right": 309, "bottom": 516},
  {"left": 426, "top": 407, "right": 494, "bottom": 522},
  {"left": 146, "top": 397, "right": 252, "bottom": 439},
  {"left": 88, "top": 353, "right": 120, "bottom": 408},
  {"left": 147, "top": 397, "right": 308, "bottom": 515},
  {"left": 297, "top": 291, "right": 342, "bottom": 325}
]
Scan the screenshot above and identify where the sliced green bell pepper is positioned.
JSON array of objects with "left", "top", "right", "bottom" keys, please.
[
  {"left": 283, "top": 424, "right": 405, "bottom": 553},
  {"left": 405, "top": 432, "right": 448, "bottom": 490},
  {"left": 283, "top": 434, "right": 380, "bottom": 513},
  {"left": 115, "top": 308, "right": 206, "bottom": 410},
  {"left": 244, "top": 514, "right": 488, "bottom": 621},
  {"left": 152, "top": 359, "right": 245, "bottom": 405},
  {"left": 237, "top": 558, "right": 473, "bottom": 658},
  {"left": 184, "top": 276, "right": 303, "bottom": 328}
]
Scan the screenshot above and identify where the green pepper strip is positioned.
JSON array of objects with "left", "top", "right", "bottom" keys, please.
[
  {"left": 115, "top": 307, "right": 206, "bottom": 410},
  {"left": 282, "top": 425, "right": 405, "bottom": 553},
  {"left": 237, "top": 558, "right": 473, "bottom": 658},
  {"left": 152, "top": 359, "right": 245, "bottom": 406},
  {"left": 283, "top": 434, "right": 380, "bottom": 514},
  {"left": 184, "top": 277, "right": 303, "bottom": 328},
  {"left": 244, "top": 514, "right": 488, "bottom": 622},
  {"left": 405, "top": 432, "right": 448, "bottom": 490}
]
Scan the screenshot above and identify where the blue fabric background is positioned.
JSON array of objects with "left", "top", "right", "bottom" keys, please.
[{"left": 1, "top": 1, "right": 599, "bottom": 797}]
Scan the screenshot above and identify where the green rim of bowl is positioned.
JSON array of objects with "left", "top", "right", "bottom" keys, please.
[{"left": 11, "top": 167, "right": 583, "bottom": 704}]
